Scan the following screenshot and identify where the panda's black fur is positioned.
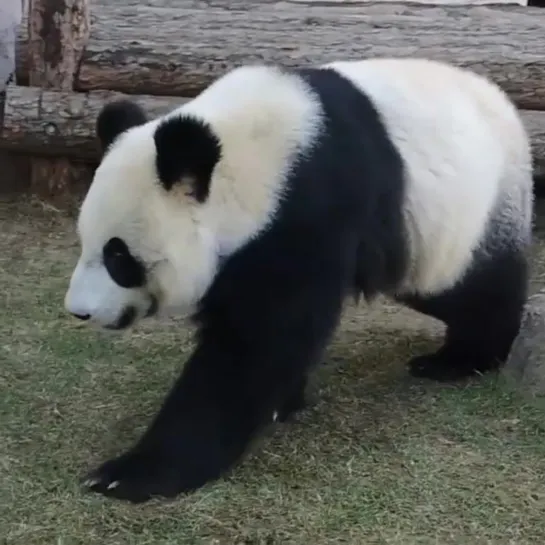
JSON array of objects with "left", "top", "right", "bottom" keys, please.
[{"left": 70, "top": 61, "right": 532, "bottom": 503}]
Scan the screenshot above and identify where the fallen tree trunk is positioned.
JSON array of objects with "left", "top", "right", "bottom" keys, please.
[
  {"left": 15, "top": 2, "right": 545, "bottom": 109},
  {"left": 1, "top": 85, "right": 544, "bottom": 182},
  {"left": 0, "top": 87, "right": 188, "bottom": 161}
]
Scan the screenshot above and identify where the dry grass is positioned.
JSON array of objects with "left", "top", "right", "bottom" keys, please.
[{"left": 1, "top": 196, "right": 545, "bottom": 545}]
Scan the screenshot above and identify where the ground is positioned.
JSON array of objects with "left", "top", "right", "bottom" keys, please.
[{"left": 1, "top": 196, "right": 545, "bottom": 545}]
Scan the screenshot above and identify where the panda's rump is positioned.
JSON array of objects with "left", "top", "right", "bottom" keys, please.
[
  {"left": 330, "top": 59, "right": 531, "bottom": 298},
  {"left": 398, "top": 112, "right": 505, "bottom": 296},
  {"left": 397, "top": 84, "right": 531, "bottom": 297}
]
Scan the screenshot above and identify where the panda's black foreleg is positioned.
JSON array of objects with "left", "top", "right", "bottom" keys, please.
[
  {"left": 398, "top": 249, "right": 529, "bottom": 382},
  {"left": 81, "top": 254, "right": 347, "bottom": 503},
  {"left": 81, "top": 339, "right": 332, "bottom": 504},
  {"left": 81, "top": 336, "right": 314, "bottom": 504}
]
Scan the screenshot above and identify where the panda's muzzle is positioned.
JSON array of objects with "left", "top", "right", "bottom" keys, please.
[{"left": 103, "top": 295, "right": 157, "bottom": 331}]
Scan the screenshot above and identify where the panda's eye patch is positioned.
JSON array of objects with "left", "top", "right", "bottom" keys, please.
[{"left": 103, "top": 237, "right": 146, "bottom": 288}]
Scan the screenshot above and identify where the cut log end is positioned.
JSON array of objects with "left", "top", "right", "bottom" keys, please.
[
  {"left": 502, "top": 290, "right": 545, "bottom": 404},
  {"left": 29, "top": 157, "right": 93, "bottom": 201}
]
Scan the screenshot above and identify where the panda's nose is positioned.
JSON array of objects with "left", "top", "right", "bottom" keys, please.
[{"left": 72, "top": 312, "right": 91, "bottom": 321}]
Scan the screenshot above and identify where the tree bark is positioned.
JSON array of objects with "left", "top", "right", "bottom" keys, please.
[
  {"left": 15, "top": 2, "right": 545, "bottom": 110},
  {"left": 1, "top": 85, "right": 544, "bottom": 186},
  {"left": 27, "top": 0, "right": 89, "bottom": 89},
  {"left": 26, "top": 0, "right": 90, "bottom": 199},
  {"left": 0, "top": 86, "right": 188, "bottom": 161}
]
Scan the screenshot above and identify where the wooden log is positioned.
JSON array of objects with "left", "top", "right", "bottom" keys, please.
[
  {"left": 14, "top": 2, "right": 545, "bottom": 110},
  {"left": 26, "top": 0, "right": 90, "bottom": 199},
  {"left": 27, "top": 0, "right": 89, "bottom": 89},
  {"left": 1, "top": 85, "right": 544, "bottom": 185},
  {"left": 0, "top": 86, "right": 188, "bottom": 161}
]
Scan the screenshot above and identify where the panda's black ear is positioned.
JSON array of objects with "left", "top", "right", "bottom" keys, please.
[
  {"left": 96, "top": 100, "right": 148, "bottom": 155},
  {"left": 153, "top": 114, "right": 222, "bottom": 202}
]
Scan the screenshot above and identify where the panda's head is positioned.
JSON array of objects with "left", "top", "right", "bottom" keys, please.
[
  {"left": 64, "top": 99, "right": 225, "bottom": 329},
  {"left": 64, "top": 66, "right": 322, "bottom": 330}
]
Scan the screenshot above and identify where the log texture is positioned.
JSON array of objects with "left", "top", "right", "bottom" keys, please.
[
  {"left": 26, "top": 0, "right": 90, "bottom": 198},
  {"left": 0, "top": 86, "right": 187, "bottom": 161},
  {"left": 503, "top": 289, "right": 545, "bottom": 403},
  {"left": 27, "top": 0, "right": 89, "bottom": 89},
  {"left": 15, "top": 2, "right": 545, "bottom": 109},
  {"left": 1, "top": 85, "right": 544, "bottom": 182}
]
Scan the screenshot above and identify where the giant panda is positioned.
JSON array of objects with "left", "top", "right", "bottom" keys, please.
[{"left": 64, "top": 57, "right": 534, "bottom": 503}]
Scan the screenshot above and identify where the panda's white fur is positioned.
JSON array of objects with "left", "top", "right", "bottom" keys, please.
[
  {"left": 324, "top": 58, "right": 533, "bottom": 295},
  {"left": 64, "top": 58, "right": 533, "bottom": 503},
  {"left": 67, "top": 66, "right": 323, "bottom": 326},
  {"left": 66, "top": 58, "right": 532, "bottom": 328}
]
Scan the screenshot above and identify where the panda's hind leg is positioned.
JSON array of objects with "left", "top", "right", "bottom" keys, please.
[{"left": 398, "top": 249, "right": 528, "bottom": 382}]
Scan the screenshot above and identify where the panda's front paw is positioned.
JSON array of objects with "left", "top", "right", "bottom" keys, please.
[{"left": 81, "top": 447, "right": 205, "bottom": 503}]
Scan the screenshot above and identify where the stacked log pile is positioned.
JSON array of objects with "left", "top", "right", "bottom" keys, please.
[{"left": 1, "top": 0, "right": 545, "bottom": 198}]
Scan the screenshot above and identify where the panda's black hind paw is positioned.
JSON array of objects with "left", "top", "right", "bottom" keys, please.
[
  {"left": 407, "top": 344, "right": 500, "bottom": 382},
  {"left": 408, "top": 352, "right": 469, "bottom": 382}
]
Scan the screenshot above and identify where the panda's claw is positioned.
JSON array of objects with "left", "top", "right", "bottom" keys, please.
[
  {"left": 81, "top": 465, "right": 153, "bottom": 503},
  {"left": 107, "top": 480, "right": 120, "bottom": 490},
  {"left": 82, "top": 477, "right": 100, "bottom": 489},
  {"left": 80, "top": 445, "right": 208, "bottom": 503}
]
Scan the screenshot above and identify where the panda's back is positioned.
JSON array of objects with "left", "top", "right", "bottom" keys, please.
[
  {"left": 177, "top": 59, "right": 532, "bottom": 302},
  {"left": 304, "top": 58, "right": 533, "bottom": 297}
]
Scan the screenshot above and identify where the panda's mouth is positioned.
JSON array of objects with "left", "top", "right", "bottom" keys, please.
[
  {"left": 102, "top": 295, "right": 158, "bottom": 331},
  {"left": 105, "top": 305, "right": 137, "bottom": 330}
]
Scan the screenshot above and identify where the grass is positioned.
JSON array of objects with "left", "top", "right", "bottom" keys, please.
[{"left": 1, "top": 196, "right": 545, "bottom": 545}]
